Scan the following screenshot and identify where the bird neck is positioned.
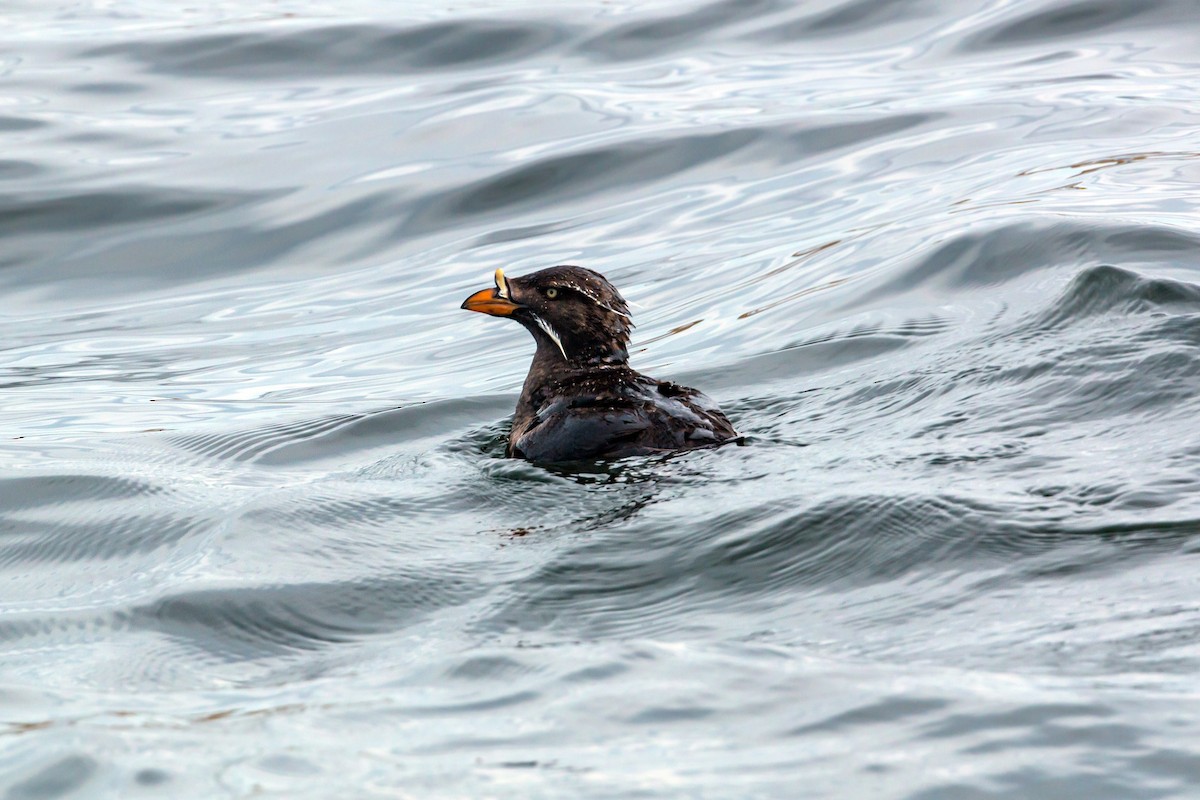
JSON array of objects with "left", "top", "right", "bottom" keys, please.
[
  {"left": 535, "top": 335, "right": 628, "bottom": 369},
  {"left": 528, "top": 327, "right": 629, "bottom": 371}
]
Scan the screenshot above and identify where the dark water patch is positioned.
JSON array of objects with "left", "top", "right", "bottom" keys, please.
[
  {"left": 486, "top": 495, "right": 1022, "bottom": 637},
  {"left": 833, "top": 260, "right": 1200, "bottom": 437},
  {"left": 835, "top": 372, "right": 933, "bottom": 417},
  {"left": 626, "top": 705, "right": 713, "bottom": 724},
  {"left": 102, "top": 190, "right": 385, "bottom": 276},
  {"left": 492, "top": 479, "right": 1200, "bottom": 639},
  {"left": 908, "top": 772, "right": 1163, "bottom": 800},
  {"left": 906, "top": 706, "right": 1169, "bottom": 799},
  {"left": 0, "top": 513, "right": 208, "bottom": 566},
  {"left": 696, "top": 494, "right": 1015, "bottom": 592},
  {"left": 0, "top": 187, "right": 410, "bottom": 292},
  {"left": 400, "top": 690, "right": 544, "bottom": 720},
  {"left": 1028, "top": 515, "right": 1200, "bottom": 545},
  {"left": 0, "top": 160, "right": 42, "bottom": 180},
  {"left": 1049, "top": 348, "right": 1198, "bottom": 419},
  {"left": 0, "top": 116, "right": 45, "bottom": 133},
  {"left": 772, "top": 113, "right": 939, "bottom": 161},
  {"left": 406, "top": 129, "right": 763, "bottom": 234},
  {"left": 0, "top": 474, "right": 160, "bottom": 510},
  {"left": 715, "top": 333, "right": 912, "bottom": 393},
  {"left": 804, "top": 0, "right": 930, "bottom": 34},
  {"left": 1129, "top": 749, "right": 1200, "bottom": 786},
  {"left": 168, "top": 413, "right": 365, "bottom": 464},
  {"left": 446, "top": 654, "right": 536, "bottom": 682},
  {"left": 4, "top": 754, "right": 97, "bottom": 800},
  {"left": 0, "top": 611, "right": 112, "bottom": 645},
  {"left": 402, "top": 114, "right": 933, "bottom": 237},
  {"left": 168, "top": 398, "right": 512, "bottom": 466},
  {"left": 718, "top": 389, "right": 830, "bottom": 442},
  {"left": 699, "top": 318, "right": 949, "bottom": 393},
  {"left": 1104, "top": 225, "right": 1200, "bottom": 254},
  {"left": 130, "top": 575, "right": 484, "bottom": 661},
  {"left": 773, "top": 312, "right": 1200, "bottom": 456},
  {"left": 1144, "top": 314, "right": 1200, "bottom": 348},
  {"left": 975, "top": 343, "right": 1200, "bottom": 426},
  {"left": 0, "top": 186, "right": 266, "bottom": 238},
  {"left": 855, "top": 221, "right": 1200, "bottom": 307},
  {"left": 749, "top": 0, "right": 933, "bottom": 41},
  {"left": 1034, "top": 264, "right": 1200, "bottom": 329},
  {"left": 951, "top": 265, "right": 1200, "bottom": 422},
  {"left": 788, "top": 696, "right": 950, "bottom": 736},
  {"left": 963, "top": 0, "right": 1197, "bottom": 51},
  {"left": 484, "top": 540, "right": 692, "bottom": 637},
  {"left": 471, "top": 220, "right": 579, "bottom": 248},
  {"left": 578, "top": 0, "right": 785, "bottom": 61},
  {"left": 134, "top": 768, "right": 170, "bottom": 787},
  {"left": 66, "top": 81, "right": 143, "bottom": 95},
  {"left": 83, "top": 21, "right": 571, "bottom": 79},
  {"left": 256, "top": 399, "right": 511, "bottom": 466},
  {"left": 0, "top": 474, "right": 200, "bottom": 565},
  {"left": 920, "top": 701, "right": 1113, "bottom": 739}
]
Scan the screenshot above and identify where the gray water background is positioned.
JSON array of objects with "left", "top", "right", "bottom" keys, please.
[{"left": 4, "top": 0, "right": 1200, "bottom": 796}]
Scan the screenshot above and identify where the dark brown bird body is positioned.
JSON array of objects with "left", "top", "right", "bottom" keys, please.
[{"left": 462, "top": 265, "right": 736, "bottom": 463}]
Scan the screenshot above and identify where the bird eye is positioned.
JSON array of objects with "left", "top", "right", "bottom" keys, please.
[{"left": 545, "top": 288, "right": 559, "bottom": 299}]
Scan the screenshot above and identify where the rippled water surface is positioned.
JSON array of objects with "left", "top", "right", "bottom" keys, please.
[{"left": 5, "top": 0, "right": 1200, "bottom": 796}]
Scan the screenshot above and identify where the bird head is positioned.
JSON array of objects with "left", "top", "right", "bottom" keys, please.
[{"left": 461, "top": 265, "right": 633, "bottom": 366}]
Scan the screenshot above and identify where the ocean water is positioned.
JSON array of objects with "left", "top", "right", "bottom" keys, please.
[{"left": 4, "top": 0, "right": 1200, "bottom": 796}]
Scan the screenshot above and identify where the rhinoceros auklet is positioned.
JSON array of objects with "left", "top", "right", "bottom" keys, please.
[{"left": 461, "top": 265, "right": 737, "bottom": 462}]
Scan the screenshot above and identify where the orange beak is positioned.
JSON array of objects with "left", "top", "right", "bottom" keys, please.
[{"left": 461, "top": 268, "right": 520, "bottom": 316}]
